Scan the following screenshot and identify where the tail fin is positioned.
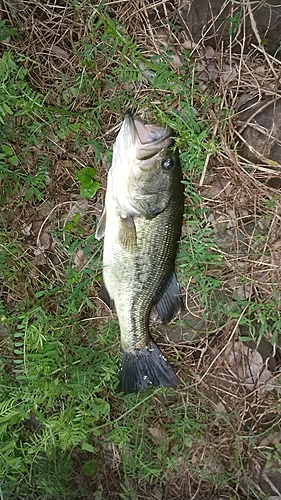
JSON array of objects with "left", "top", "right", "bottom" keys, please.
[{"left": 116, "top": 341, "right": 179, "bottom": 394}]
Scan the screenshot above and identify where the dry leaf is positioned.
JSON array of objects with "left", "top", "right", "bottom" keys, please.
[
  {"left": 225, "top": 341, "right": 275, "bottom": 393},
  {"left": 148, "top": 426, "right": 167, "bottom": 443},
  {"left": 72, "top": 249, "right": 88, "bottom": 271},
  {"left": 50, "top": 45, "right": 69, "bottom": 59}
]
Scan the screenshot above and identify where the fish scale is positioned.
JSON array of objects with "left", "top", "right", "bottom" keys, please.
[
  {"left": 96, "top": 114, "right": 184, "bottom": 394},
  {"left": 112, "top": 205, "right": 181, "bottom": 350}
]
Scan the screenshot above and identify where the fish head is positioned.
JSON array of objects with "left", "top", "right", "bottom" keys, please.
[{"left": 112, "top": 115, "right": 182, "bottom": 218}]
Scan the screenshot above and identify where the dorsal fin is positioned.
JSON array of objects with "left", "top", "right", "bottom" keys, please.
[{"left": 155, "top": 273, "right": 183, "bottom": 324}]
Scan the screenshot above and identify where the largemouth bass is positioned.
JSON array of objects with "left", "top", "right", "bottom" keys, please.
[{"left": 96, "top": 115, "right": 184, "bottom": 394}]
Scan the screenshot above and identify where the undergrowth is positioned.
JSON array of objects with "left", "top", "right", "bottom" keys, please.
[{"left": 0, "top": 2, "right": 279, "bottom": 499}]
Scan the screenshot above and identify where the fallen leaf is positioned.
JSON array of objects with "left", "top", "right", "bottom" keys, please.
[
  {"left": 72, "top": 249, "right": 88, "bottom": 271},
  {"left": 225, "top": 341, "right": 275, "bottom": 393}
]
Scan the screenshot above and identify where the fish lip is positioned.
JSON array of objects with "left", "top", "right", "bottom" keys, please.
[
  {"left": 123, "top": 114, "right": 136, "bottom": 139},
  {"left": 124, "top": 114, "right": 172, "bottom": 146}
]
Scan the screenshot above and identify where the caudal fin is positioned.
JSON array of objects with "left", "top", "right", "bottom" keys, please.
[{"left": 116, "top": 341, "right": 179, "bottom": 394}]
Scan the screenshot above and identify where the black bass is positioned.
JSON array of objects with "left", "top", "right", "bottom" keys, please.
[{"left": 96, "top": 115, "right": 184, "bottom": 394}]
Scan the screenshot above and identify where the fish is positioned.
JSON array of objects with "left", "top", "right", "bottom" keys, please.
[{"left": 95, "top": 114, "right": 184, "bottom": 394}]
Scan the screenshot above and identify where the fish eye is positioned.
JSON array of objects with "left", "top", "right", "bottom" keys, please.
[{"left": 162, "top": 157, "right": 174, "bottom": 170}]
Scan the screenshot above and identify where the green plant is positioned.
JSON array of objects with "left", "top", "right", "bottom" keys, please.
[
  {"left": 228, "top": 10, "right": 243, "bottom": 36},
  {"left": 76, "top": 166, "right": 100, "bottom": 199}
]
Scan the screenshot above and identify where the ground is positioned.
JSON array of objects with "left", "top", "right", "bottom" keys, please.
[{"left": 0, "top": 1, "right": 281, "bottom": 499}]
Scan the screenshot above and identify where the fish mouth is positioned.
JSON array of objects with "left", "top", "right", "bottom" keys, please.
[
  {"left": 123, "top": 114, "right": 172, "bottom": 161},
  {"left": 124, "top": 114, "right": 171, "bottom": 145}
]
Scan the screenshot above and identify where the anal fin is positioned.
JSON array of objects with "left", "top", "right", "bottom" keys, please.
[
  {"left": 100, "top": 280, "right": 115, "bottom": 311},
  {"left": 156, "top": 273, "right": 183, "bottom": 324},
  {"left": 116, "top": 341, "right": 179, "bottom": 394}
]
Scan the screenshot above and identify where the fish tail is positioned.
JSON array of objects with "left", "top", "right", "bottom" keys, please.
[{"left": 116, "top": 341, "right": 179, "bottom": 394}]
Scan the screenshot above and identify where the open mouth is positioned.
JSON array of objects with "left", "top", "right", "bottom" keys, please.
[
  {"left": 133, "top": 116, "right": 170, "bottom": 145},
  {"left": 121, "top": 114, "right": 173, "bottom": 163},
  {"left": 123, "top": 114, "right": 171, "bottom": 145}
]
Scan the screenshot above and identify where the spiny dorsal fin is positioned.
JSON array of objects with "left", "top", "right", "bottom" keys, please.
[{"left": 118, "top": 216, "right": 137, "bottom": 252}]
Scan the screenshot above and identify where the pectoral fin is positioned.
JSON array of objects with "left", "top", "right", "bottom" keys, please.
[
  {"left": 156, "top": 273, "right": 183, "bottom": 324},
  {"left": 118, "top": 216, "right": 137, "bottom": 252},
  {"left": 95, "top": 209, "right": 106, "bottom": 240}
]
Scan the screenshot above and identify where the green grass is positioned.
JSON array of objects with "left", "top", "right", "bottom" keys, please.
[{"left": 0, "top": 5, "right": 279, "bottom": 500}]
